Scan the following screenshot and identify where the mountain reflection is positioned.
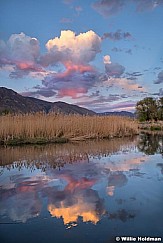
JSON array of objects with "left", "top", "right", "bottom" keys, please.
[{"left": 1, "top": 135, "right": 159, "bottom": 228}]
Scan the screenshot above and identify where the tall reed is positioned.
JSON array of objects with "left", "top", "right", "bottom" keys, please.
[{"left": 0, "top": 113, "right": 138, "bottom": 144}]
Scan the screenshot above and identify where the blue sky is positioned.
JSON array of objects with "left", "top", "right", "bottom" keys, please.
[{"left": 0, "top": 0, "right": 163, "bottom": 112}]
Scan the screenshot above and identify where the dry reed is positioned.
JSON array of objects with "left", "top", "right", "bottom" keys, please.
[{"left": 0, "top": 113, "right": 138, "bottom": 145}]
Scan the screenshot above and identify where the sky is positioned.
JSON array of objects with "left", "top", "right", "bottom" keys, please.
[{"left": 0, "top": 0, "right": 163, "bottom": 112}]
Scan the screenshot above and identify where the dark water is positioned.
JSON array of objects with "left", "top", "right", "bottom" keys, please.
[{"left": 0, "top": 134, "right": 163, "bottom": 243}]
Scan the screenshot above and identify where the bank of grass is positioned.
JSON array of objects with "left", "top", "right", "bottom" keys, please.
[{"left": 0, "top": 113, "right": 138, "bottom": 145}]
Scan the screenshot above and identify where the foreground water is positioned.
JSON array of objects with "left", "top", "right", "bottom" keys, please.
[{"left": 0, "top": 134, "right": 163, "bottom": 243}]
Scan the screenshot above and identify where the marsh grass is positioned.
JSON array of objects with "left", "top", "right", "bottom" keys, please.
[{"left": 0, "top": 113, "right": 138, "bottom": 145}]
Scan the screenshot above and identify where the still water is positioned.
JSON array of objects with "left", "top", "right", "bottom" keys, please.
[{"left": 0, "top": 134, "right": 163, "bottom": 243}]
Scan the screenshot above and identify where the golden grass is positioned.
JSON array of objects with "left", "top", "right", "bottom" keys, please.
[{"left": 0, "top": 113, "right": 138, "bottom": 145}]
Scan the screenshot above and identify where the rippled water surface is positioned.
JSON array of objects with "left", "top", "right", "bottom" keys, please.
[{"left": 0, "top": 134, "right": 163, "bottom": 243}]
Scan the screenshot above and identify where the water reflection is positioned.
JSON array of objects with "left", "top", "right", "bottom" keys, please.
[
  {"left": 107, "top": 172, "right": 128, "bottom": 196},
  {"left": 138, "top": 133, "right": 163, "bottom": 155},
  {"left": 47, "top": 186, "right": 105, "bottom": 226},
  {"left": 108, "top": 209, "right": 136, "bottom": 222},
  {"left": 0, "top": 174, "right": 46, "bottom": 223},
  {"left": 0, "top": 137, "right": 136, "bottom": 170},
  {"left": 0, "top": 135, "right": 163, "bottom": 242},
  {"left": 157, "top": 163, "right": 163, "bottom": 174}
]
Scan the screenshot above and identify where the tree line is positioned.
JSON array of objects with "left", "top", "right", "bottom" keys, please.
[{"left": 136, "top": 97, "right": 163, "bottom": 122}]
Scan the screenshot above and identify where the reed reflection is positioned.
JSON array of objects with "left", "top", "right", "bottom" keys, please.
[{"left": 0, "top": 137, "right": 136, "bottom": 169}]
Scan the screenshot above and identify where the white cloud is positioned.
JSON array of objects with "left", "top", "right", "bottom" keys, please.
[
  {"left": 103, "top": 55, "right": 111, "bottom": 64},
  {"left": 7, "top": 32, "right": 40, "bottom": 62},
  {"left": 45, "top": 30, "right": 101, "bottom": 65}
]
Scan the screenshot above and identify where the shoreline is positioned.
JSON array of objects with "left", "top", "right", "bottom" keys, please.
[
  {"left": 0, "top": 133, "right": 139, "bottom": 146},
  {"left": 1, "top": 129, "right": 163, "bottom": 146}
]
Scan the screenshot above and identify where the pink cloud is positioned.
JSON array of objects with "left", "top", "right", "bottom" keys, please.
[
  {"left": 57, "top": 87, "right": 87, "bottom": 98},
  {"left": 63, "top": 61, "right": 94, "bottom": 75}
]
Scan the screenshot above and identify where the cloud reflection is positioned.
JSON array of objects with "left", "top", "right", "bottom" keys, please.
[
  {"left": 0, "top": 137, "right": 151, "bottom": 227},
  {"left": 0, "top": 176, "right": 45, "bottom": 223},
  {"left": 107, "top": 172, "right": 128, "bottom": 196},
  {"left": 48, "top": 188, "right": 105, "bottom": 226}
]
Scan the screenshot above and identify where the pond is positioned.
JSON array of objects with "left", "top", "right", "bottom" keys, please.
[{"left": 0, "top": 134, "right": 163, "bottom": 243}]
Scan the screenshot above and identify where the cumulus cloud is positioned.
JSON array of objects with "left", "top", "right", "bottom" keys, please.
[
  {"left": 105, "top": 63, "right": 125, "bottom": 78},
  {"left": 44, "top": 30, "right": 101, "bottom": 66},
  {"left": 0, "top": 30, "right": 102, "bottom": 98},
  {"left": 34, "top": 30, "right": 102, "bottom": 98},
  {"left": 1, "top": 30, "right": 101, "bottom": 76},
  {"left": 92, "top": 0, "right": 163, "bottom": 17},
  {"left": 0, "top": 32, "right": 40, "bottom": 64},
  {"left": 0, "top": 32, "right": 44, "bottom": 78},
  {"left": 102, "top": 30, "right": 132, "bottom": 41},
  {"left": 103, "top": 53, "right": 125, "bottom": 80},
  {"left": 154, "top": 70, "right": 163, "bottom": 84}
]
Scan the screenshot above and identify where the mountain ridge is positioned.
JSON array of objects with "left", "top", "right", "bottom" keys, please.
[
  {"left": 0, "top": 87, "right": 134, "bottom": 117},
  {"left": 0, "top": 87, "right": 96, "bottom": 115}
]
